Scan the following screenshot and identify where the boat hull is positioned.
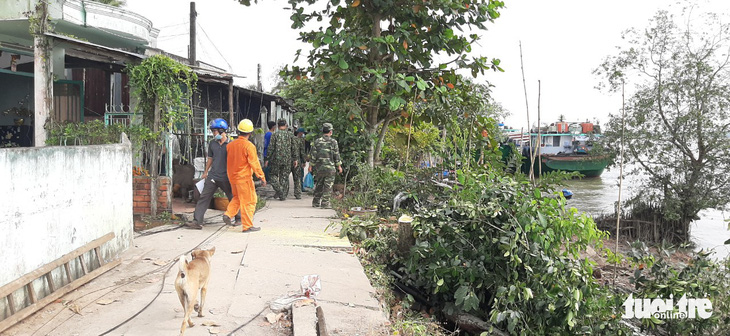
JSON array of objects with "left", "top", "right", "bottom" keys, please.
[{"left": 522, "top": 155, "right": 609, "bottom": 177}]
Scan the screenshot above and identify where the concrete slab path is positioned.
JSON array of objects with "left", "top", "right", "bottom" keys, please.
[{"left": 5, "top": 195, "right": 388, "bottom": 336}]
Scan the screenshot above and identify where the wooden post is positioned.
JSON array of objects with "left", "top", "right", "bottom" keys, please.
[
  {"left": 33, "top": 1, "right": 53, "bottom": 147},
  {"left": 150, "top": 101, "right": 160, "bottom": 215},
  {"left": 189, "top": 2, "right": 197, "bottom": 66},
  {"left": 614, "top": 81, "right": 626, "bottom": 288},
  {"left": 257, "top": 64, "right": 262, "bottom": 91},
  {"left": 537, "top": 80, "right": 542, "bottom": 176},
  {"left": 519, "top": 41, "right": 533, "bottom": 182},
  {"left": 229, "top": 79, "right": 234, "bottom": 126}
]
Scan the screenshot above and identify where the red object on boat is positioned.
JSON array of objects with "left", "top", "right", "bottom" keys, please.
[
  {"left": 581, "top": 123, "right": 594, "bottom": 133},
  {"left": 557, "top": 122, "right": 569, "bottom": 133}
]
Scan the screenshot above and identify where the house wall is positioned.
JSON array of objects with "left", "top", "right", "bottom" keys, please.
[{"left": 0, "top": 139, "right": 133, "bottom": 291}]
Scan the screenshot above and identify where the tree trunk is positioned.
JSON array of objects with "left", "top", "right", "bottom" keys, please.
[
  {"left": 150, "top": 101, "right": 161, "bottom": 216},
  {"left": 373, "top": 118, "right": 392, "bottom": 166}
]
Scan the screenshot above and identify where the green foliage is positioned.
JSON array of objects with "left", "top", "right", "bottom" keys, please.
[
  {"left": 280, "top": 78, "right": 369, "bottom": 177},
  {"left": 126, "top": 55, "right": 197, "bottom": 132},
  {"left": 627, "top": 247, "right": 730, "bottom": 335},
  {"left": 595, "top": 8, "right": 730, "bottom": 240},
  {"left": 283, "top": 0, "right": 505, "bottom": 165},
  {"left": 398, "top": 170, "right": 629, "bottom": 334},
  {"left": 382, "top": 120, "right": 440, "bottom": 167},
  {"left": 46, "top": 120, "right": 154, "bottom": 146}
]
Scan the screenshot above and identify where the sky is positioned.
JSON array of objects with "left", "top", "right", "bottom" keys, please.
[{"left": 124, "top": 0, "right": 730, "bottom": 129}]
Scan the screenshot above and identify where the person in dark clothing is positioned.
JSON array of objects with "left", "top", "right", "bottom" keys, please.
[
  {"left": 263, "top": 121, "right": 276, "bottom": 182},
  {"left": 187, "top": 118, "right": 240, "bottom": 229}
]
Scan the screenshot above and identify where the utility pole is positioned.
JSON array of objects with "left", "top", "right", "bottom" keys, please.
[
  {"left": 33, "top": 0, "right": 53, "bottom": 147},
  {"left": 189, "top": 2, "right": 197, "bottom": 66},
  {"left": 257, "top": 64, "right": 262, "bottom": 91}
]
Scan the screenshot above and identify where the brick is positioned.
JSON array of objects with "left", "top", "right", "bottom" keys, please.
[
  {"left": 138, "top": 190, "right": 150, "bottom": 196},
  {"left": 159, "top": 191, "right": 167, "bottom": 197},
  {"left": 133, "top": 195, "right": 145, "bottom": 202},
  {"left": 159, "top": 185, "right": 168, "bottom": 191}
]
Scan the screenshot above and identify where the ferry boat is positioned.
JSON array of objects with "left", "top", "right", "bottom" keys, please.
[{"left": 503, "top": 121, "right": 609, "bottom": 177}]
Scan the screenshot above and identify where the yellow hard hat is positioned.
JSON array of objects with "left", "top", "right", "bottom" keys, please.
[{"left": 238, "top": 119, "right": 254, "bottom": 133}]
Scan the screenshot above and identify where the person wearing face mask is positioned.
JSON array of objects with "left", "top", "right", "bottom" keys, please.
[{"left": 187, "top": 118, "right": 240, "bottom": 229}]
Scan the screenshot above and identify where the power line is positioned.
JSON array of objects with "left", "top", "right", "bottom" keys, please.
[
  {"left": 157, "top": 21, "right": 189, "bottom": 29},
  {"left": 196, "top": 22, "right": 233, "bottom": 72}
]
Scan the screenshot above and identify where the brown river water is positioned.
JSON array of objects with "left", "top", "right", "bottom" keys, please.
[{"left": 561, "top": 166, "right": 730, "bottom": 260}]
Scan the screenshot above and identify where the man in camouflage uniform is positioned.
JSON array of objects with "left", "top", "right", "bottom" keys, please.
[
  {"left": 309, "top": 122, "right": 342, "bottom": 208},
  {"left": 292, "top": 128, "right": 307, "bottom": 199},
  {"left": 266, "top": 119, "right": 298, "bottom": 201}
]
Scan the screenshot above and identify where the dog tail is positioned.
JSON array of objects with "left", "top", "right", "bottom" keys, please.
[{"left": 177, "top": 255, "right": 188, "bottom": 279}]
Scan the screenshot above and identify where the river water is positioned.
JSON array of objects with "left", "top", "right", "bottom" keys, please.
[{"left": 561, "top": 166, "right": 730, "bottom": 260}]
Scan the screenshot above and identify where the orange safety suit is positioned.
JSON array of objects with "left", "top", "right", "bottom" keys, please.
[{"left": 225, "top": 137, "right": 265, "bottom": 231}]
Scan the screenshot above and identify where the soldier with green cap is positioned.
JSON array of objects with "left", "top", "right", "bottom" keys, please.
[
  {"left": 266, "top": 119, "right": 298, "bottom": 200},
  {"left": 309, "top": 122, "right": 342, "bottom": 208},
  {"left": 292, "top": 127, "right": 307, "bottom": 199}
]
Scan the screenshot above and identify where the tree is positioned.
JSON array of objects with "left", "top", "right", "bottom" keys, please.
[
  {"left": 595, "top": 8, "right": 730, "bottom": 242},
  {"left": 90, "top": 0, "right": 125, "bottom": 7},
  {"left": 279, "top": 0, "right": 504, "bottom": 167},
  {"left": 280, "top": 77, "right": 369, "bottom": 175}
]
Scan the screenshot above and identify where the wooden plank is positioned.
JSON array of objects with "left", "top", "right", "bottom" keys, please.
[
  {"left": 25, "top": 283, "right": 36, "bottom": 304},
  {"left": 45, "top": 273, "right": 55, "bottom": 293},
  {"left": 0, "top": 233, "right": 114, "bottom": 299},
  {"left": 6, "top": 295, "right": 16, "bottom": 315},
  {"left": 78, "top": 256, "right": 88, "bottom": 275},
  {"left": 63, "top": 263, "right": 72, "bottom": 284},
  {"left": 94, "top": 247, "right": 105, "bottom": 266},
  {"left": 0, "top": 259, "right": 121, "bottom": 334}
]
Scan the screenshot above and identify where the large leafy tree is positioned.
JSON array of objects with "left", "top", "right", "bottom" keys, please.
[
  {"left": 595, "top": 9, "right": 730, "bottom": 242},
  {"left": 279, "top": 0, "right": 505, "bottom": 166}
]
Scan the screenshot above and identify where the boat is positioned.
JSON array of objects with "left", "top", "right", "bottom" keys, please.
[{"left": 502, "top": 121, "right": 610, "bottom": 177}]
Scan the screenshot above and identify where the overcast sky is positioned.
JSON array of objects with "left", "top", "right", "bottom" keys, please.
[{"left": 125, "top": 0, "right": 730, "bottom": 129}]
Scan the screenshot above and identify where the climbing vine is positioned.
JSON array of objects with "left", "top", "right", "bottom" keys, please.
[{"left": 126, "top": 55, "right": 197, "bottom": 134}]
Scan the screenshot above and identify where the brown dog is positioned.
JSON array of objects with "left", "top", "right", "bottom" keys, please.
[{"left": 175, "top": 247, "right": 215, "bottom": 335}]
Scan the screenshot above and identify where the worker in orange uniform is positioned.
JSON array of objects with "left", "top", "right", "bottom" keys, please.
[{"left": 223, "top": 119, "right": 266, "bottom": 232}]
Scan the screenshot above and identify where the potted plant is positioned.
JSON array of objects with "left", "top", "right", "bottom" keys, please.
[{"left": 212, "top": 189, "right": 229, "bottom": 211}]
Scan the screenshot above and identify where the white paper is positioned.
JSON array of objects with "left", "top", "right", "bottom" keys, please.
[{"left": 195, "top": 179, "right": 205, "bottom": 194}]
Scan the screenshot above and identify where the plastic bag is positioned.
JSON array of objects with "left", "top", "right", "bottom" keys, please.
[
  {"left": 300, "top": 274, "right": 321, "bottom": 298},
  {"left": 269, "top": 275, "right": 321, "bottom": 312},
  {"left": 304, "top": 172, "right": 314, "bottom": 189}
]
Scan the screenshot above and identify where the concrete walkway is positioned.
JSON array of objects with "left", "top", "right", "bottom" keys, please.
[{"left": 5, "top": 196, "right": 388, "bottom": 336}]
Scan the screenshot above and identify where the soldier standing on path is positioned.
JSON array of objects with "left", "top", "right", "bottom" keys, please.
[
  {"left": 292, "top": 128, "right": 307, "bottom": 199},
  {"left": 310, "top": 123, "right": 342, "bottom": 208},
  {"left": 265, "top": 119, "right": 298, "bottom": 201}
]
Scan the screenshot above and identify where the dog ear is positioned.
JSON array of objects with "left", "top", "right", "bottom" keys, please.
[
  {"left": 208, "top": 247, "right": 216, "bottom": 256},
  {"left": 191, "top": 249, "right": 201, "bottom": 259}
]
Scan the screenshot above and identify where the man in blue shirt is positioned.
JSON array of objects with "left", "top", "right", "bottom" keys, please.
[
  {"left": 187, "top": 118, "right": 240, "bottom": 229},
  {"left": 263, "top": 120, "right": 276, "bottom": 182}
]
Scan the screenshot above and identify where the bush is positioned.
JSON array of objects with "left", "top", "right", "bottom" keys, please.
[{"left": 627, "top": 246, "right": 730, "bottom": 335}]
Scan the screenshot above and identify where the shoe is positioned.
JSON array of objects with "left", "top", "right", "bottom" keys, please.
[
  {"left": 242, "top": 227, "right": 261, "bottom": 232},
  {"left": 222, "top": 215, "right": 232, "bottom": 226},
  {"left": 312, "top": 203, "right": 319, "bottom": 208},
  {"left": 185, "top": 222, "right": 203, "bottom": 230},
  {"left": 279, "top": 196, "right": 286, "bottom": 201},
  {"left": 321, "top": 203, "right": 332, "bottom": 209}
]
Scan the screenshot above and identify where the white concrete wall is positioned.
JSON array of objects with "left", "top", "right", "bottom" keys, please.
[{"left": 0, "top": 139, "right": 133, "bottom": 288}]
